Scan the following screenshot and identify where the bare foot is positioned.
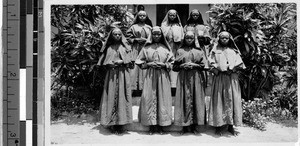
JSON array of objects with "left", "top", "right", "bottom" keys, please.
[
  {"left": 148, "top": 126, "right": 155, "bottom": 135},
  {"left": 215, "top": 127, "right": 223, "bottom": 136},
  {"left": 158, "top": 126, "right": 165, "bottom": 135},
  {"left": 180, "top": 127, "right": 188, "bottom": 135},
  {"left": 228, "top": 125, "right": 239, "bottom": 136}
]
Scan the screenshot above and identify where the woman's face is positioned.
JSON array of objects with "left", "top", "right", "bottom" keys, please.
[
  {"left": 112, "top": 30, "right": 122, "bottom": 42},
  {"left": 152, "top": 30, "right": 162, "bottom": 43},
  {"left": 219, "top": 33, "right": 230, "bottom": 46},
  {"left": 185, "top": 33, "right": 195, "bottom": 46},
  {"left": 168, "top": 10, "right": 177, "bottom": 21},
  {"left": 191, "top": 12, "right": 200, "bottom": 20},
  {"left": 138, "top": 11, "right": 147, "bottom": 22}
]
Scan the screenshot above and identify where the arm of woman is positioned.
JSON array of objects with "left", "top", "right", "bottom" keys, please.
[
  {"left": 135, "top": 48, "right": 148, "bottom": 69},
  {"left": 126, "top": 26, "right": 137, "bottom": 44},
  {"left": 207, "top": 51, "right": 219, "bottom": 75},
  {"left": 164, "top": 51, "right": 175, "bottom": 71}
]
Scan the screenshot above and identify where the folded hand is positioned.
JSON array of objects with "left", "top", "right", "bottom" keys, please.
[{"left": 114, "top": 60, "right": 124, "bottom": 65}]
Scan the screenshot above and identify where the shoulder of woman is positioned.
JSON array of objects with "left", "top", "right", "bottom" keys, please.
[
  {"left": 144, "top": 24, "right": 152, "bottom": 29},
  {"left": 143, "top": 44, "right": 152, "bottom": 50},
  {"left": 226, "top": 47, "right": 237, "bottom": 53},
  {"left": 177, "top": 48, "right": 185, "bottom": 53},
  {"left": 195, "top": 24, "right": 208, "bottom": 30}
]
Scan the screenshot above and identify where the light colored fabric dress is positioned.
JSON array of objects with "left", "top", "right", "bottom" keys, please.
[
  {"left": 161, "top": 10, "right": 184, "bottom": 88},
  {"left": 127, "top": 24, "right": 152, "bottom": 90},
  {"left": 135, "top": 43, "right": 174, "bottom": 126},
  {"left": 207, "top": 45, "right": 245, "bottom": 127},
  {"left": 173, "top": 47, "right": 208, "bottom": 126},
  {"left": 98, "top": 44, "right": 133, "bottom": 126}
]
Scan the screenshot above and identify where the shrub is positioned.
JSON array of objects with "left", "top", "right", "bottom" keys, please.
[
  {"left": 51, "top": 5, "right": 134, "bottom": 120},
  {"left": 242, "top": 98, "right": 268, "bottom": 131},
  {"left": 208, "top": 3, "right": 297, "bottom": 101}
]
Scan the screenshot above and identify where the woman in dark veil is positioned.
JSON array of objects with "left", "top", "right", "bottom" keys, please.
[
  {"left": 97, "top": 27, "right": 134, "bottom": 135},
  {"left": 126, "top": 10, "right": 153, "bottom": 91},
  {"left": 173, "top": 30, "right": 208, "bottom": 135},
  {"left": 207, "top": 31, "right": 246, "bottom": 136},
  {"left": 135, "top": 26, "right": 174, "bottom": 135},
  {"left": 184, "top": 9, "right": 211, "bottom": 46},
  {"left": 161, "top": 9, "right": 184, "bottom": 88}
]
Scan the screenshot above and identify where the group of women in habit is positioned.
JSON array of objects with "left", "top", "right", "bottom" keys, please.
[{"left": 97, "top": 9, "right": 246, "bottom": 136}]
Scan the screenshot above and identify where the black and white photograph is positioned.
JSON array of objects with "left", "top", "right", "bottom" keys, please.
[{"left": 48, "top": 1, "right": 298, "bottom": 145}]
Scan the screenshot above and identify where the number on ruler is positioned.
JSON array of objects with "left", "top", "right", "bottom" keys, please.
[
  {"left": 38, "top": 12, "right": 43, "bottom": 17},
  {"left": 9, "top": 72, "right": 17, "bottom": 77},
  {"left": 10, "top": 133, "right": 16, "bottom": 137}
]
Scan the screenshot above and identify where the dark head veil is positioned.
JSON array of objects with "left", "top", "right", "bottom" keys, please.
[
  {"left": 186, "top": 9, "right": 204, "bottom": 25},
  {"left": 144, "top": 26, "right": 171, "bottom": 51}
]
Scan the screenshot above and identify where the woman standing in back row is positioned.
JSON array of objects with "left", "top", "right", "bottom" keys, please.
[
  {"left": 126, "top": 10, "right": 153, "bottom": 91},
  {"left": 184, "top": 9, "right": 211, "bottom": 53},
  {"left": 184, "top": 9, "right": 212, "bottom": 94},
  {"left": 161, "top": 9, "right": 184, "bottom": 88}
]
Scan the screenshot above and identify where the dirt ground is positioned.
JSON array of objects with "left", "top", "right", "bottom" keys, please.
[{"left": 51, "top": 106, "right": 298, "bottom": 146}]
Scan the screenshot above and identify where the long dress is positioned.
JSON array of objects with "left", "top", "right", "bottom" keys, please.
[
  {"left": 173, "top": 47, "right": 208, "bottom": 126},
  {"left": 127, "top": 24, "right": 152, "bottom": 90},
  {"left": 98, "top": 44, "right": 133, "bottom": 126},
  {"left": 207, "top": 46, "right": 245, "bottom": 127},
  {"left": 161, "top": 13, "right": 184, "bottom": 88},
  {"left": 135, "top": 43, "right": 174, "bottom": 126},
  {"left": 184, "top": 24, "right": 211, "bottom": 95}
]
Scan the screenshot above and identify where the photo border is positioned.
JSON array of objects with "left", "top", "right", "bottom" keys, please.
[{"left": 44, "top": 0, "right": 299, "bottom": 146}]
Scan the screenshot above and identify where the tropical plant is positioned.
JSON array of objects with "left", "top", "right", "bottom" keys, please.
[
  {"left": 207, "top": 3, "right": 297, "bottom": 101},
  {"left": 51, "top": 5, "right": 134, "bottom": 118}
]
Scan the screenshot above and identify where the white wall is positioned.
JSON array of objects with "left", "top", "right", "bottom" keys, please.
[{"left": 144, "top": 5, "right": 157, "bottom": 27}]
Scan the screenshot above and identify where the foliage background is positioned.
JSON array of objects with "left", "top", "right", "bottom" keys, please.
[
  {"left": 51, "top": 5, "right": 134, "bottom": 119},
  {"left": 51, "top": 4, "right": 297, "bottom": 130},
  {"left": 207, "top": 3, "right": 297, "bottom": 129}
]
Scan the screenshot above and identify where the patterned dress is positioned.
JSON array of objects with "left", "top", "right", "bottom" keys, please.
[
  {"left": 98, "top": 44, "right": 133, "bottom": 126},
  {"left": 135, "top": 43, "right": 174, "bottom": 126},
  {"left": 127, "top": 24, "right": 152, "bottom": 90},
  {"left": 207, "top": 45, "right": 245, "bottom": 127},
  {"left": 173, "top": 47, "right": 208, "bottom": 126},
  {"left": 161, "top": 10, "right": 184, "bottom": 88}
]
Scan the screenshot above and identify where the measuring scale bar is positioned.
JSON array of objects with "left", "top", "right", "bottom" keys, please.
[{"left": 3, "top": 0, "right": 20, "bottom": 145}]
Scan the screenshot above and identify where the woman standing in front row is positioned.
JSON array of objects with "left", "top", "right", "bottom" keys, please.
[
  {"left": 161, "top": 9, "right": 184, "bottom": 88},
  {"left": 135, "top": 26, "right": 174, "bottom": 135},
  {"left": 184, "top": 9, "right": 211, "bottom": 93},
  {"left": 207, "top": 31, "right": 246, "bottom": 136},
  {"left": 97, "top": 27, "right": 134, "bottom": 135},
  {"left": 126, "top": 10, "right": 153, "bottom": 91},
  {"left": 173, "top": 31, "right": 208, "bottom": 135}
]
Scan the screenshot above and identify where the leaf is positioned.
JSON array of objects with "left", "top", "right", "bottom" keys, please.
[
  {"left": 244, "top": 41, "right": 250, "bottom": 54},
  {"left": 244, "top": 12, "right": 254, "bottom": 20},
  {"left": 75, "top": 23, "right": 84, "bottom": 29},
  {"left": 80, "top": 60, "right": 89, "bottom": 64},
  {"left": 70, "top": 48, "right": 80, "bottom": 57}
]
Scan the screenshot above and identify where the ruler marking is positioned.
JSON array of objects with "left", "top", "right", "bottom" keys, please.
[
  {"left": 3, "top": 123, "right": 15, "bottom": 125},
  {"left": 7, "top": 19, "right": 20, "bottom": 21},
  {"left": 5, "top": 0, "right": 21, "bottom": 145}
]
